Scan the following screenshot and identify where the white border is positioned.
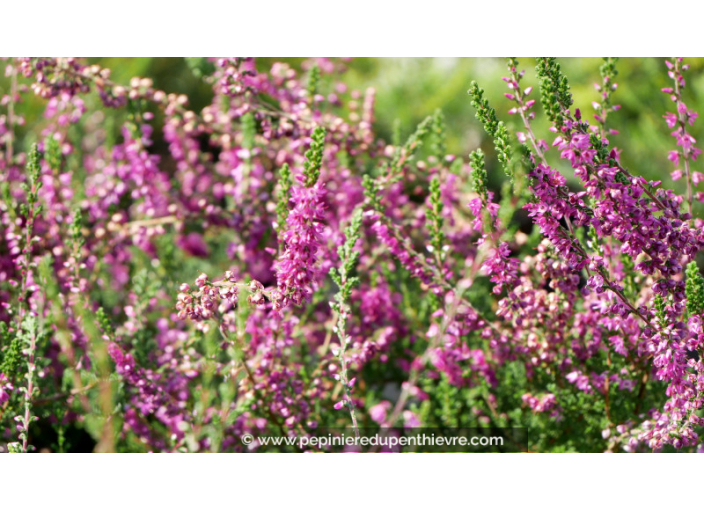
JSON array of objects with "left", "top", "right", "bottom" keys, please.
[
  {"left": 0, "top": 453, "right": 702, "bottom": 507},
  {"left": 1, "top": 1, "right": 702, "bottom": 55}
]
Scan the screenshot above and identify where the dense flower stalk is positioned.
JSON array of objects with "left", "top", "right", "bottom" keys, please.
[{"left": 275, "top": 178, "right": 327, "bottom": 309}]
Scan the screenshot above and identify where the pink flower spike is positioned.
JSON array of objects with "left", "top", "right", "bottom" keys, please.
[{"left": 333, "top": 400, "right": 345, "bottom": 410}]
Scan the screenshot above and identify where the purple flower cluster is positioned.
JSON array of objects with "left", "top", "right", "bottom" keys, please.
[{"left": 275, "top": 178, "right": 327, "bottom": 309}]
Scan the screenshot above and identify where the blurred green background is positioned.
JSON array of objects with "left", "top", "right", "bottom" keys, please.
[{"left": 4, "top": 57, "right": 704, "bottom": 211}]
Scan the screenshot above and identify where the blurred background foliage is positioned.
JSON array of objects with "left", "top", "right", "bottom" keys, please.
[{"left": 4, "top": 57, "right": 704, "bottom": 212}]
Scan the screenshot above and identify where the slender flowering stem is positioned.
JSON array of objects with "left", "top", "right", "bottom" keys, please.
[
  {"left": 329, "top": 209, "right": 363, "bottom": 440},
  {"left": 332, "top": 310, "right": 360, "bottom": 440},
  {"left": 17, "top": 145, "right": 42, "bottom": 321},
  {"left": 664, "top": 58, "right": 700, "bottom": 217},
  {"left": 18, "top": 315, "right": 39, "bottom": 452},
  {"left": 505, "top": 58, "right": 548, "bottom": 166},
  {"left": 593, "top": 57, "right": 619, "bottom": 140},
  {"left": 674, "top": 59, "right": 693, "bottom": 217},
  {"left": 11, "top": 146, "right": 44, "bottom": 452}
]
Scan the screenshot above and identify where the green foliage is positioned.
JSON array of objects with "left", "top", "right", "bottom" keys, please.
[
  {"left": 493, "top": 121, "right": 512, "bottom": 181},
  {"left": 469, "top": 149, "right": 488, "bottom": 201},
  {"left": 430, "top": 108, "right": 447, "bottom": 161},
  {"left": 362, "top": 173, "right": 382, "bottom": 211},
  {"left": 45, "top": 135, "right": 62, "bottom": 172},
  {"left": 7, "top": 443, "right": 22, "bottom": 453},
  {"left": 19, "top": 144, "right": 43, "bottom": 218},
  {"left": 17, "top": 314, "right": 40, "bottom": 357},
  {"left": 587, "top": 224, "right": 602, "bottom": 255},
  {"left": 620, "top": 253, "right": 637, "bottom": 301},
  {"left": 185, "top": 57, "right": 216, "bottom": 79},
  {"left": 69, "top": 207, "right": 85, "bottom": 253},
  {"left": 303, "top": 126, "right": 326, "bottom": 187},
  {"left": 392, "top": 118, "right": 402, "bottom": 147},
  {"left": 0, "top": 179, "right": 12, "bottom": 221},
  {"left": 96, "top": 307, "right": 115, "bottom": 337},
  {"left": 519, "top": 144, "right": 535, "bottom": 172},
  {"left": 276, "top": 163, "right": 292, "bottom": 233},
  {"left": 600, "top": 57, "right": 619, "bottom": 81},
  {"left": 590, "top": 132, "right": 611, "bottom": 165},
  {"left": 307, "top": 65, "right": 321, "bottom": 99},
  {"left": 468, "top": 81, "right": 512, "bottom": 183},
  {"left": 129, "top": 268, "right": 161, "bottom": 366},
  {"left": 241, "top": 112, "right": 256, "bottom": 151},
  {"left": 390, "top": 115, "right": 433, "bottom": 176},
  {"left": 154, "top": 234, "right": 179, "bottom": 283},
  {"left": 686, "top": 261, "right": 704, "bottom": 316},
  {"left": 426, "top": 175, "right": 445, "bottom": 262},
  {"left": 536, "top": 57, "right": 573, "bottom": 126},
  {"left": 654, "top": 294, "right": 667, "bottom": 325},
  {"left": 468, "top": 80, "right": 500, "bottom": 137},
  {"left": 329, "top": 208, "right": 363, "bottom": 308},
  {"left": 0, "top": 322, "right": 22, "bottom": 380}
]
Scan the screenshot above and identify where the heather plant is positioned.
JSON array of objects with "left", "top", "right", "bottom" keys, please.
[{"left": 2, "top": 57, "right": 704, "bottom": 452}]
